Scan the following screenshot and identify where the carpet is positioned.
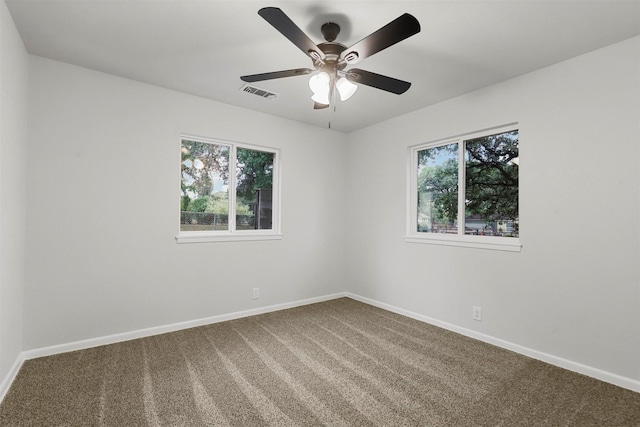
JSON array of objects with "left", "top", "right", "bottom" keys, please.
[{"left": 1, "top": 298, "right": 639, "bottom": 426}]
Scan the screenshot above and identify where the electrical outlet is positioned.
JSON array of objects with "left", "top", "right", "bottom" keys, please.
[
  {"left": 472, "top": 306, "right": 482, "bottom": 321},
  {"left": 252, "top": 288, "right": 260, "bottom": 300}
]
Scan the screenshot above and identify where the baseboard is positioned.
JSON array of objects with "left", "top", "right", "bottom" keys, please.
[
  {"left": 1, "top": 292, "right": 347, "bottom": 403},
  {"left": 0, "top": 354, "right": 26, "bottom": 403},
  {"left": 346, "top": 293, "right": 640, "bottom": 393},
  {"left": 22, "top": 292, "right": 348, "bottom": 361},
  {"left": 3, "top": 290, "right": 637, "bottom": 403}
]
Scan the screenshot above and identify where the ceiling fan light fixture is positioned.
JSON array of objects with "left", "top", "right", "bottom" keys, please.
[
  {"left": 311, "top": 91, "right": 330, "bottom": 105},
  {"left": 244, "top": 8, "right": 420, "bottom": 111},
  {"left": 309, "top": 72, "right": 331, "bottom": 105},
  {"left": 309, "top": 71, "right": 330, "bottom": 92},
  {"left": 336, "top": 77, "right": 358, "bottom": 101}
]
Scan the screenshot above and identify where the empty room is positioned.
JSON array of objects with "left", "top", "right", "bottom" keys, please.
[{"left": 1, "top": 0, "right": 639, "bottom": 425}]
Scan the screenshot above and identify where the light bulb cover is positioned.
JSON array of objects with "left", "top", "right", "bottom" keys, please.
[
  {"left": 309, "top": 72, "right": 330, "bottom": 93},
  {"left": 311, "top": 91, "right": 330, "bottom": 105},
  {"left": 336, "top": 77, "right": 358, "bottom": 101},
  {"left": 309, "top": 72, "right": 331, "bottom": 105}
]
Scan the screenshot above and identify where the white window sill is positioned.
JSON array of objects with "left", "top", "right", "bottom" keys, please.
[
  {"left": 405, "top": 234, "right": 521, "bottom": 252},
  {"left": 176, "top": 232, "right": 283, "bottom": 244}
]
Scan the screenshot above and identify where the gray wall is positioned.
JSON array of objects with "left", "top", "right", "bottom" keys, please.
[
  {"left": 346, "top": 37, "right": 640, "bottom": 382},
  {"left": 0, "top": 1, "right": 27, "bottom": 386},
  {"left": 24, "top": 55, "right": 349, "bottom": 350}
]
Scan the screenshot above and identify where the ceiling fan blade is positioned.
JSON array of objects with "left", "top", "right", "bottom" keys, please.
[
  {"left": 258, "top": 7, "right": 325, "bottom": 62},
  {"left": 314, "top": 102, "right": 329, "bottom": 109},
  {"left": 346, "top": 68, "right": 412, "bottom": 94},
  {"left": 339, "top": 13, "right": 420, "bottom": 65},
  {"left": 241, "top": 68, "right": 313, "bottom": 83}
]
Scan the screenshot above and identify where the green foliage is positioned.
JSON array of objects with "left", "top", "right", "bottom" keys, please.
[
  {"left": 235, "top": 148, "right": 274, "bottom": 199},
  {"left": 195, "top": 192, "right": 252, "bottom": 216},
  {"left": 205, "top": 193, "right": 229, "bottom": 214},
  {"left": 465, "top": 131, "right": 519, "bottom": 220},
  {"left": 418, "top": 158, "right": 458, "bottom": 224},
  {"left": 181, "top": 141, "right": 274, "bottom": 216},
  {"left": 418, "top": 131, "right": 518, "bottom": 225},
  {"left": 189, "top": 196, "right": 211, "bottom": 213},
  {"left": 181, "top": 140, "right": 229, "bottom": 198},
  {"left": 417, "top": 142, "right": 458, "bottom": 226},
  {"left": 235, "top": 203, "right": 252, "bottom": 216},
  {"left": 180, "top": 195, "right": 191, "bottom": 212},
  {"left": 417, "top": 143, "right": 457, "bottom": 168}
]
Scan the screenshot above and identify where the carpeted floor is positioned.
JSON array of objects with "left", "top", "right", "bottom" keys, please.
[{"left": 1, "top": 297, "right": 639, "bottom": 426}]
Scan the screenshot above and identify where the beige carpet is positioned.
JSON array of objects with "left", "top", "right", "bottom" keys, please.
[{"left": 1, "top": 298, "right": 639, "bottom": 426}]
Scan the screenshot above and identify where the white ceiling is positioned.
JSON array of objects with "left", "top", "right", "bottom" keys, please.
[{"left": 6, "top": 0, "right": 640, "bottom": 133}]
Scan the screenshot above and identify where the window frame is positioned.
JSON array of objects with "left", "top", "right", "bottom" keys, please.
[
  {"left": 176, "top": 135, "right": 282, "bottom": 244},
  {"left": 405, "top": 124, "right": 521, "bottom": 252}
]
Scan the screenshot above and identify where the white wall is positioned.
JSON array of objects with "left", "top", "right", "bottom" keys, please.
[
  {"left": 346, "top": 37, "right": 640, "bottom": 382},
  {"left": 24, "top": 56, "right": 348, "bottom": 350},
  {"left": 0, "top": 1, "right": 28, "bottom": 385}
]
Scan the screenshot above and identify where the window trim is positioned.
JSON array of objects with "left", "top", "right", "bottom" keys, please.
[
  {"left": 405, "top": 124, "right": 521, "bottom": 252},
  {"left": 176, "top": 135, "right": 282, "bottom": 244}
]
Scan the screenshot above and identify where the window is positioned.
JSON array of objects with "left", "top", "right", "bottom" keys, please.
[
  {"left": 407, "top": 125, "right": 520, "bottom": 251},
  {"left": 177, "top": 136, "right": 280, "bottom": 243}
]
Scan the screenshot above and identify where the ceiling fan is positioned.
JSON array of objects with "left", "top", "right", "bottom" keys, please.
[{"left": 241, "top": 7, "right": 421, "bottom": 109}]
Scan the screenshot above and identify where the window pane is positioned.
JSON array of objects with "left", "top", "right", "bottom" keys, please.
[
  {"left": 180, "top": 140, "right": 230, "bottom": 231},
  {"left": 417, "top": 143, "right": 459, "bottom": 233},
  {"left": 236, "top": 148, "right": 274, "bottom": 230},
  {"left": 465, "top": 130, "right": 519, "bottom": 237}
]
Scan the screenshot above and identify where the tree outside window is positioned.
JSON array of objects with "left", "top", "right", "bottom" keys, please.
[
  {"left": 415, "top": 128, "right": 519, "bottom": 239},
  {"left": 180, "top": 138, "right": 276, "bottom": 233}
]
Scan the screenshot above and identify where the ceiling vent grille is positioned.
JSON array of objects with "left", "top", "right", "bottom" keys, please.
[{"left": 240, "top": 84, "right": 279, "bottom": 100}]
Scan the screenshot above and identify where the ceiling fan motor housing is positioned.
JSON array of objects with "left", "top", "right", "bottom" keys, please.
[
  {"left": 316, "top": 42, "right": 348, "bottom": 72},
  {"left": 316, "top": 23, "right": 358, "bottom": 67},
  {"left": 321, "top": 22, "right": 340, "bottom": 42}
]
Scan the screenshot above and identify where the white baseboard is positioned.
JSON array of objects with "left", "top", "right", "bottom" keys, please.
[
  {"left": 346, "top": 293, "right": 640, "bottom": 393},
  {"left": 2, "top": 290, "right": 638, "bottom": 403},
  {"left": 21, "top": 292, "right": 348, "bottom": 361},
  {"left": 1, "top": 292, "right": 347, "bottom": 402},
  {"left": 0, "top": 354, "right": 25, "bottom": 403}
]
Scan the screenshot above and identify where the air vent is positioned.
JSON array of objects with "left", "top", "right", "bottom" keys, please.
[{"left": 240, "top": 84, "right": 279, "bottom": 100}]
